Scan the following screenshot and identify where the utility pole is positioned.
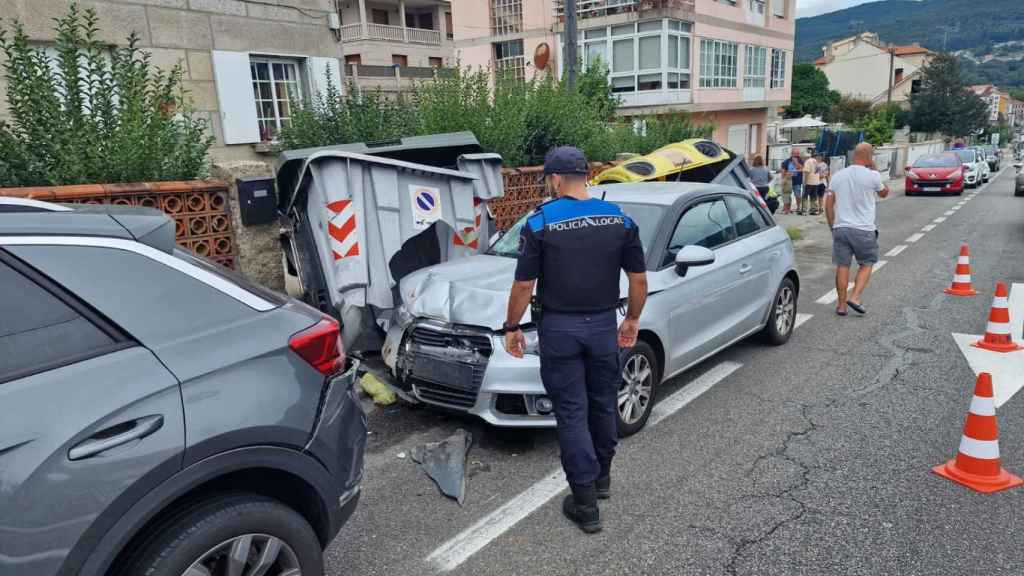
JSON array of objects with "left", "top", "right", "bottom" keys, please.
[
  {"left": 565, "top": 0, "right": 578, "bottom": 88},
  {"left": 887, "top": 45, "right": 895, "bottom": 106}
]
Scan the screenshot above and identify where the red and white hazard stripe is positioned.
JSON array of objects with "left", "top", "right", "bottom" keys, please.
[
  {"left": 327, "top": 199, "right": 360, "bottom": 261},
  {"left": 454, "top": 198, "right": 483, "bottom": 250}
]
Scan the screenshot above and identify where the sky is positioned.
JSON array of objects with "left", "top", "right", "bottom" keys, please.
[{"left": 796, "top": 0, "right": 883, "bottom": 18}]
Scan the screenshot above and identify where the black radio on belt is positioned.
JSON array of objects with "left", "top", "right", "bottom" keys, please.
[{"left": 530, "top": 294, "right": 542, "bottom": 325}]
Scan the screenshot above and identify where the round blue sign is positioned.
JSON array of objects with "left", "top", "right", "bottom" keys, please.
[{"left": 415, "top": 191, "right": 435, "bottom": 212}]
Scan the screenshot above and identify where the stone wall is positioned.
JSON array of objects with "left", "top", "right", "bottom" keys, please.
[{"left": 211, "top": 160, "right": 285, "bottom": 290}]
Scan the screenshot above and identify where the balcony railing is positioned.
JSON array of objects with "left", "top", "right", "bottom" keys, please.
[
  {"left": 339, "top": 23, "right": 442, "bottom": 45},
  {"left": 553, "top": 0, "right": 695, "bottom": 18}
]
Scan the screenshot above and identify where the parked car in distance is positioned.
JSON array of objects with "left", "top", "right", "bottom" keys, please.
[
  {"left": 1014, "top": 162, "right": 1023, "bottom": 196},
  {"left": 905, "top": 153, "right": 965, "bottom": 196},
  {"left": 981, "top": 145, "right": 1001, "bottom": 171},
  {"left": 382, "top": 184, "right": 800, "bottom": 437},
  {"left": 0, "top": 198, "right": 366, "bottom": 576},
  {"left": 951, "top": 148, "right": 985, "bottom": 188}
]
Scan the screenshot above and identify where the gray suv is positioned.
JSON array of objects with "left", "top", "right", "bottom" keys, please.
[{"left": 0, "top": 198, "right": 366, "bottom": 576}]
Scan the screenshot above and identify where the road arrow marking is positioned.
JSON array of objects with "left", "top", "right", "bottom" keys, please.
[
  {"left": 795, "top": 313, "right": 813, "bottom": 328},
  {"left": 952, "top": 284, "right": 1024, "bottom": 407}
]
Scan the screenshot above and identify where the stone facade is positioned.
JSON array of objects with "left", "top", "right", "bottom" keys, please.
[{"left": 0, "top": 1, "right": 339, "bottom": 164}]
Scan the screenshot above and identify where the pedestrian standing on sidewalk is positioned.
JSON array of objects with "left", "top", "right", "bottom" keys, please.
[
  {"left": 505, "top": 146, "right": 648, "bottom": 534},
  {"left": 825, "top": 142, "right": 890, "bottom": 316},
  {"left": 781, "top": 148, "right": 804, "bottom": 214},
  {"left": 803, "top": 153, "right": 821, "bottom": 215},
  {"left": 750, "top": 155, "right": 777, "bottom": 213}
]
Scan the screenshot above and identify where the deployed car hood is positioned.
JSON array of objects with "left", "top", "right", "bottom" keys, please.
[{"left": 400, "top": 254, "right": 635, "bottom": 331}]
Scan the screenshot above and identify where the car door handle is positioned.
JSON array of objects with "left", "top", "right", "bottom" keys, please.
[
  {"left": 68, "top": 415, "right": 164, "bottom": 461},
  {"left": 739, "top": 264, "right": 752, "bottom": 275}
]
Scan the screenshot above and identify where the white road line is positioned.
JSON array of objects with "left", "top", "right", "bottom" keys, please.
[
  {"left": 885, "top": 244, "right": 908, "bottom": 257},
  {"left": 944, "top": 210, "right": 955, "bottom": 216},
  {"left": 795, "top": 312, "right": 814, "bottom": 329},
  {"left": 922, "top": 224, "right": 937, "bottom": 232},
  {"left": 815, "top": 260, "right": 888, "bottom": 305},
  {"left": 424, "top": 361, "right": 743, "bottom": 572},
  {"left": 933, "top": 217, "right": 947, "bottom": 223},
  {"left": 906, "top": 233, "right": 925, "bottom": 243}
]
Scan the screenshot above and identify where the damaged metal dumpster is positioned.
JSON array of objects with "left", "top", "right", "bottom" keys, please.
[{"left": 277, "top": 133, "right": 504, "bottom": 353}]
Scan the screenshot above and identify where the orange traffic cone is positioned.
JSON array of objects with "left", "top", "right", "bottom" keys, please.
[
  {"left": 933, "top": 373, "right": 1023, "bottom": 493},
  {"left": 973, "top": 282, "right": 1022, "bottom": 353},
  {"left": 943, "top": 244, "right": 977, "bottom": 296}
]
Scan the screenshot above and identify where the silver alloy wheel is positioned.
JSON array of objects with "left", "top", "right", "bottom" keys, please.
[
  {"left": 182, "top": 534, "right": 301, "bottom": 576},
  {"left": 775, "top": 285, "right": 795, "bottom": 336},
  {"left": 618, "top": 354, "right": 653, "bottom": 425}
]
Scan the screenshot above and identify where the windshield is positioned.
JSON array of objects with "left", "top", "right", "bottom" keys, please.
[
  {"left": 953, "top": 149, "right": 976, "bottom": 163},
  {"left": 488, "top": 201, "right": 663, "bottom": 258},
  {"left": 913, "top": 154, "right": 959, "bottom": 168}
]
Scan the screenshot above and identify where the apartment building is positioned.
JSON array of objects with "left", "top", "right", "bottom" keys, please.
[
  {"left": 814, "top": 32, "right": 933, "bottom": 106},
  {"left": 337, "top": 0, "right": 456, "bottom": 94},
  {"left": 450, "top": 0, "right": 794, "bottom": 160},
  {"left": 970, "top": 85, "right": 1009, "bottom": 125}
]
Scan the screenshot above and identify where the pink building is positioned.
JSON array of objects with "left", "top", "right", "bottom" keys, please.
[{"left": 450, "top": 0, "right": 795, "bottom": 160}]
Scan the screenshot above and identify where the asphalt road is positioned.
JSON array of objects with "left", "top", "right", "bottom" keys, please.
[{"left": 326, "top": 166, "right": 1024, "bottom": 576}]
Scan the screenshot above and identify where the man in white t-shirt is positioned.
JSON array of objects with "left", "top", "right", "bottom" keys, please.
[{"left": 824, "top": 143, "right": 891, "bottom": 316}]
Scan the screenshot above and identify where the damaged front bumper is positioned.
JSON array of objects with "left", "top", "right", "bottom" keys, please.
[{"left": 383, "top": 320, "right": 556, "bottom": 428}]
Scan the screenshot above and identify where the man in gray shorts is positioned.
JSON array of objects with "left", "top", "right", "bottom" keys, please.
[{"left": 824, "top": 143, "right": 890, "bottom": 316}]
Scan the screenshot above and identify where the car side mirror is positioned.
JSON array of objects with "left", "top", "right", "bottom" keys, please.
[{"left": 675, "top": 245, "right": 715, "bottom": 277}]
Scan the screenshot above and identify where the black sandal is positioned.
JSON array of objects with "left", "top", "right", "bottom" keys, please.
[
  {"left": 836, "top": 308, "right": 848, "bottom": 316},
  {"left": 847, "top": 302, "right": 866, "bottom": 315}
]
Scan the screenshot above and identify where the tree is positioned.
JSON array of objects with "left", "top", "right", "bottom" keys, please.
[
  {"left": 784, "top": 63, "right": 840, "bottom": 119},
  {"left": 909, "top": 53, "right": 990, "bottom": 137},
  {"left": 825, "top": 96, "right": 873, "bottom": 126}
]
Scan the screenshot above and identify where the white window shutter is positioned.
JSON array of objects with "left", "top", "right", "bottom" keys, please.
[
  {"left": 309, "top": 56, "right": 344, "bottom": 100},
  {"left": 211, "top": 50, "right": 259, "bottom": 145}
]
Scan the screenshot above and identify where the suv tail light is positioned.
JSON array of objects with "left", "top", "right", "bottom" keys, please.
[{"left": 289, "top": 318, "right": 345, "bottom": 375}]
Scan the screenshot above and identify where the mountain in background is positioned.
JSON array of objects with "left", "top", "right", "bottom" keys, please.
[{"left": 795, "top": 0, "right": 1024, "bottom": 88}]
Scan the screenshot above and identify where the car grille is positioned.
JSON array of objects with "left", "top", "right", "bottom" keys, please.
[
  {"left": 916, "top": 179, "right": 951, "bottom": 187},
  {"left": 404, "top": 325, "right": 492, "bottom": 412}
]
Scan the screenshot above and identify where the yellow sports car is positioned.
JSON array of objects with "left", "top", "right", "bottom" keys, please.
[{"left": 592, "top": 139, "right": 733, "bottom": 184}]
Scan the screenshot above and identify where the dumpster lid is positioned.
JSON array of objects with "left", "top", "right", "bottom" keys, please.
[{"left": 276, "top": 132, "right": 484, "bottom": 207}]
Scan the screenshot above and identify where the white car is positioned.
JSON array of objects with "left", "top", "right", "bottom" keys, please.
[{"left": 952, "top": 148, "right": 986, "bottom": 187}]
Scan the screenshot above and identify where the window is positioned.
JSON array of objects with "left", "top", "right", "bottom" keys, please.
[
  {"left": 580, "top": 19, "right": 691, "bottom": 93},
  {"left": 392, "top": 54, "right": 408, "bottom": 67},
  {"left": 445, "top": 12, "right": 453, "bottom": 39},
  {"left": 725, "top": 195, "right": 767, "bottom": 237},
  {"left": 770, "top": 49, "right": 786, "bottom": 88},
  {"left": 371, "top": 9, "right": 389, "bottom": 25},
  {"left": 490, "top": 0, "right": 522, "bottom": 35},
  {"left": 744, "top": 45, "right": 767, "bottom": 88},
  {"left": 429, "top": 57, "right": 444, "bottom": 68},
  {"left": 345, "top": 54, "right": 361, "bottom": 66},
  {"left": 911, "top": 78, "right": 922, "bottom": 94},
  {"left": 748, "top": 0, "right": 765, "bottom": 14},
  {"left": 663, "top": 198, "right": 735, "bottom": 266},
  {"left": 894, "top": 67, "right": 904, "bottom": 84},
  {"left": 0, "top": 259, "right": 119, "bottom": 383},
  {"left": 773, "top": 0, "right": 786, "bottom": 17},
  {"left": 493, "top": 39, "right": 525, "bottom": 81},
  {"left": 700, "top": 40, "right": 738, "bottom": 88},
  {"left": 418, "top": 12, "right": 434, "bottom": 30},
  {"left": 250, "top": 58, "right": 302, "bottom": 142}
]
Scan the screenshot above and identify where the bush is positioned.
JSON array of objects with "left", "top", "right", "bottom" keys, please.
[
  {"left": 277, "top": 62, "right": 713, "bottom": 168},
  {"left": 0, "top": 4, "right": 215, "bottom": 187}
]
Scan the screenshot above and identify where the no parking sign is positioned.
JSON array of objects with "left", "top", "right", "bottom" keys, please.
[{"left": 410, "top": 185, "right": 442, "bottom": 230}]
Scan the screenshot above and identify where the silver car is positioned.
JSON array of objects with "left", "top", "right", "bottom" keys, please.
[{"left": 382, "top": 183, "right": 800, "bottom": 436}]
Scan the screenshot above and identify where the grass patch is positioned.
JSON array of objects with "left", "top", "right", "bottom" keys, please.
[{"left": 786, "top": 227, "right": 805, "bottom": 241}]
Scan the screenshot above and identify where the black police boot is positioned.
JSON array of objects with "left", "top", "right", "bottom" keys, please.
[
  {"left": 596, "top": 462, "right": 611, "bottom": 500},
  {"left": 562, "top": 483, "right": 602, "bottom": 534}
]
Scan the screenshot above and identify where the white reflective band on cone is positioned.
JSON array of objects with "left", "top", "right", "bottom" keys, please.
[
  {"left": 954, "top": 275, "right": 972, "bottom": 283},
  {"left": 958, "top": 256, "right": 970, "bottom": 264},
  {"left": 986, "top": 322, "right": 1012, "bottom": 335},
  {"left": 959, "top": 436, "right": 1001, "bottom": 460},
  {"left": 992, "top": 296, "right": 1009, "bottom": 308},
  {"left": 969, "top": 395, "right": 996, "bottom": 416}
]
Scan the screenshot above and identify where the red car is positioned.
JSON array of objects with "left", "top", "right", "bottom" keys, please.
[{"left": 905, "top": 153, "right": 965, "bottom": 196}]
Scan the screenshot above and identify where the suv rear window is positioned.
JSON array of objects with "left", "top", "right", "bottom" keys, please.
[
  {"left": 173, "top": 249, "right": 286, "bottom": 307},
  {"left": 0, "top": 258, "right": 121, "bottom": 382}
]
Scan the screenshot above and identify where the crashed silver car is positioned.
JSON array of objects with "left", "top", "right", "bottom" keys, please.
[{"left": 382, "top": 183, "right": 800, "bottom": 436}]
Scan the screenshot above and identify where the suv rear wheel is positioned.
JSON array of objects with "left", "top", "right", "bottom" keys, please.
[{"left": 121, "top": 493, "right": 323, "bottom": 576}]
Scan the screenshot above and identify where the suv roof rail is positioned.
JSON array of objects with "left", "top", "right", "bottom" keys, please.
[{"left": 0, "top": 197, "right": 73, "bottom": 213}]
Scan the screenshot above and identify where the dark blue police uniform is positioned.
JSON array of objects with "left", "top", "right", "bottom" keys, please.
[{"left": 515, "top": 196, "right": 646, "bottom": 488}]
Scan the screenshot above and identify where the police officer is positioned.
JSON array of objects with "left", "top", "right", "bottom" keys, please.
[{"left": 504, "top": 146, "right": 648, "bottom": 534}]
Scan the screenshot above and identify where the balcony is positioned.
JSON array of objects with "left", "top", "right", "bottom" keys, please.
[
  {"left": 553, "top": 0, "right": 695, "bottom": 19},
  {"left": 340, "top": 23, "right": 442, "bottom": 45}
]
